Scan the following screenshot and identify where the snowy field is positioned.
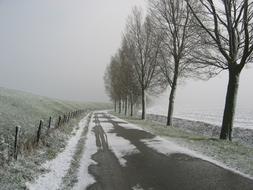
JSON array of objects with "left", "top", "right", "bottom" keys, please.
[{"left": 147, "top": 104, "right": 253, "bottom": 129}]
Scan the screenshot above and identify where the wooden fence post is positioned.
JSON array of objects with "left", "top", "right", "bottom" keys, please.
[
  {"left": 14, "top": 126, "right": 21, "bottom": 160},
  {"left": 48, "top": 116, "right": 52, "bottom": 130},
  {"left": 36, "top": 120, "right": 43, "bottom": 145},
  {"left": 67, "top": 113, "right": 70, "bottom": 122},
  {"left": 57, "top": 116, "right": 61, "bottom": 127}
]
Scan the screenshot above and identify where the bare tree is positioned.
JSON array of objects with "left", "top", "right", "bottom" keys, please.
[
  {"left": 186, "top": 0, "right": 253, "bottom": 140},
  {"left": 126, "top": 7, "right": 163, "bottom": 119},
  {"left": 149, "top": 0, "right": 214, "bottom": 126}
]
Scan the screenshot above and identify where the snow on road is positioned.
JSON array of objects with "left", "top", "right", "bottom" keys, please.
[
  {"left": 106, "top": 114, "right": 127, "bottom": 123},
  {"left": 73, "top": 115, "right": 97, "bottom": 190},
  {"left": 141, "top": 136, "right": 195, "bottom": 156},
  {"left": 26, "top": 116, "right": 89, "bottom": 190},
  {"left": 120, "top": 123, "right": 145, "bottom": 131},
  {"left": 101, "top": 122, "right": 140, "bottom": 167}
]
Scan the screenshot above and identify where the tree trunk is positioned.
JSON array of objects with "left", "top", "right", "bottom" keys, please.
[
  {"left": 141, "top": 88, "right": 146, "bottom": 120},
  {"left": 118, "top": 99, "right": 121, "bottom": 114},
  {"left": 122, "top": 99, "right": 125, "bottom": 113},
  {"left": 130, "top": 94, "right": 133, "bottom": 117},
  {"left": 125, "top": 97, "right": 128, "bottom": 116},
  {"left": 167, "top": 62, "right": 179, "bottom": 126},
  {"left": 128, "top": 100, "right": 131, "bottom": 115},
  {"left": 114, "top": 100, "right": 117, "bottom": 112},
  {"left": 220, "top": 69, "right": 240, "bottom": 141}
]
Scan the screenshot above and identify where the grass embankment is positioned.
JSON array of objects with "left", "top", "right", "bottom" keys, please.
[
  {"left": 112, "top": 112, "right": 253, "bottom": 178},
  {"left": 0, "top": 87, "right": 110, "bottom": 141},
  {"left": 0, "top": 87, "right": 111, "bottom": 189}
]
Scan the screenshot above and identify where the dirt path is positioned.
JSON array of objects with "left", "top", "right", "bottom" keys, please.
[{"left": 85, "top": 112, "right": 253, "bottom": 190}]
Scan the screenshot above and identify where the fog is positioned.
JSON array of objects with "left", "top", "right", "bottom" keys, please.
[
  {"left": 0, "top": 0, "right": 146, "bottom": 102},
  {"left": 150, "top": 67, "right": 253, "bottom": 110},
  {"left": 0, "top": 0, "right": 252, "bottom": 108}
]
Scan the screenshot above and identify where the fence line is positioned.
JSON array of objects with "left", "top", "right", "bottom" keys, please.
[{"left": 12, "top": 109, "right": 85, "bottom": 161}]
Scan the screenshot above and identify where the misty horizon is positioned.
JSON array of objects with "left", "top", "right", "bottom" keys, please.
[{"left": 0, "top": 0, "right": 252, "bottom": 108}]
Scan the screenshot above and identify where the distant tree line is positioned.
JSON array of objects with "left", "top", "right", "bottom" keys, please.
[{"left": 104, "top": 0, "right": 253, "bottom": 141}]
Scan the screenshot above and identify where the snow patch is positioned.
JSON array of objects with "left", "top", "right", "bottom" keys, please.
[
  {"left": 132, "top": 184, "right": 145, "bottom": 190},
  {"left": 73, "top": 115, "right": 98, "bottom": 190},
  {"left": 102, "top": 122, "right": 115, "bottom": 133},
  {"left": 120, "top": 123, "right": 145, "bottom": 131},
  {"left": 98, "top": 119, "right": 108, "bottom": 122},
  {"left": 26, "top": 116, "right": 89, "bottom": 190},
  {"left": 101, "top": 122, "right": 140, "bottom": 167},
  {"left": 141, "top": 137, "right": 193, "bottom": 156},
  {"left": 142, "top": 136, "right": 253, "bottom": 180},
  {"left": 107, "top": 115, "right": 127, "bottom": 123}
]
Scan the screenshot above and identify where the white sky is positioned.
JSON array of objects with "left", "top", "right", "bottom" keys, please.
[{"left": 0, "top": 0, "right": 252, "bottom": 108}]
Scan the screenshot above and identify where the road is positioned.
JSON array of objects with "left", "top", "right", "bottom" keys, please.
[{"left": 86, "top": 112, "right": 253, "bottom": 190}]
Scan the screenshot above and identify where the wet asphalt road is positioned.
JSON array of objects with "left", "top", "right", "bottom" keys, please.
[{"left": 87, "top": 112, "right": 253, "bottom": 190}]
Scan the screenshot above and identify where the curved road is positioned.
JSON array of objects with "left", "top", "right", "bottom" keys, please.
[{"left": 86, "top": 112, "right": 253, "bottom": 190}]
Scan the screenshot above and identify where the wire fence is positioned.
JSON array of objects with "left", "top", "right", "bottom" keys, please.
[{"left": 0, "top": 109, "right": 86, "bottom": 164}]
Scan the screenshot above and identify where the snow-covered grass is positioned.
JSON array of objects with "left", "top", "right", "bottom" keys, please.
[
  {"left": 100, "top": 122, "right": 140, "bottom": 167},
  {"left": 112, "top": 112, "right": 253, "bottom": 179},
  {"left": 26, "top": 116, "right": 89, "bottom": 190},
  {"left": 0, "top": 115, "right": 84, "bottom": 190}
]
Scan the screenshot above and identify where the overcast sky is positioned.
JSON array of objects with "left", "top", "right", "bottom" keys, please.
[
  {"left": 0, "top": 0, "right": 146, "bottom": 102},
  {"left": 0, "top": 0, "right": 252, "bottom": 108}
]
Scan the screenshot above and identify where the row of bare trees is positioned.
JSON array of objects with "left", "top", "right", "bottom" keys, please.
[
  {"left": 104, "top": 39, "right": 141, "bottom": 116},
  {"left": 104, "top": 0, "right": 253, "bottom": 141}
]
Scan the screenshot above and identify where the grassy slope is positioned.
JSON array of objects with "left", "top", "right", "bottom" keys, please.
[
  {"left": 0, "top": 87, "right": 110, "bottom": 189},
  {"left": 0, "top": 87, "right": 111, "bottom": 141},
  {"left": 112, "top": 112, "right": 253, "bottom": 178}
]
